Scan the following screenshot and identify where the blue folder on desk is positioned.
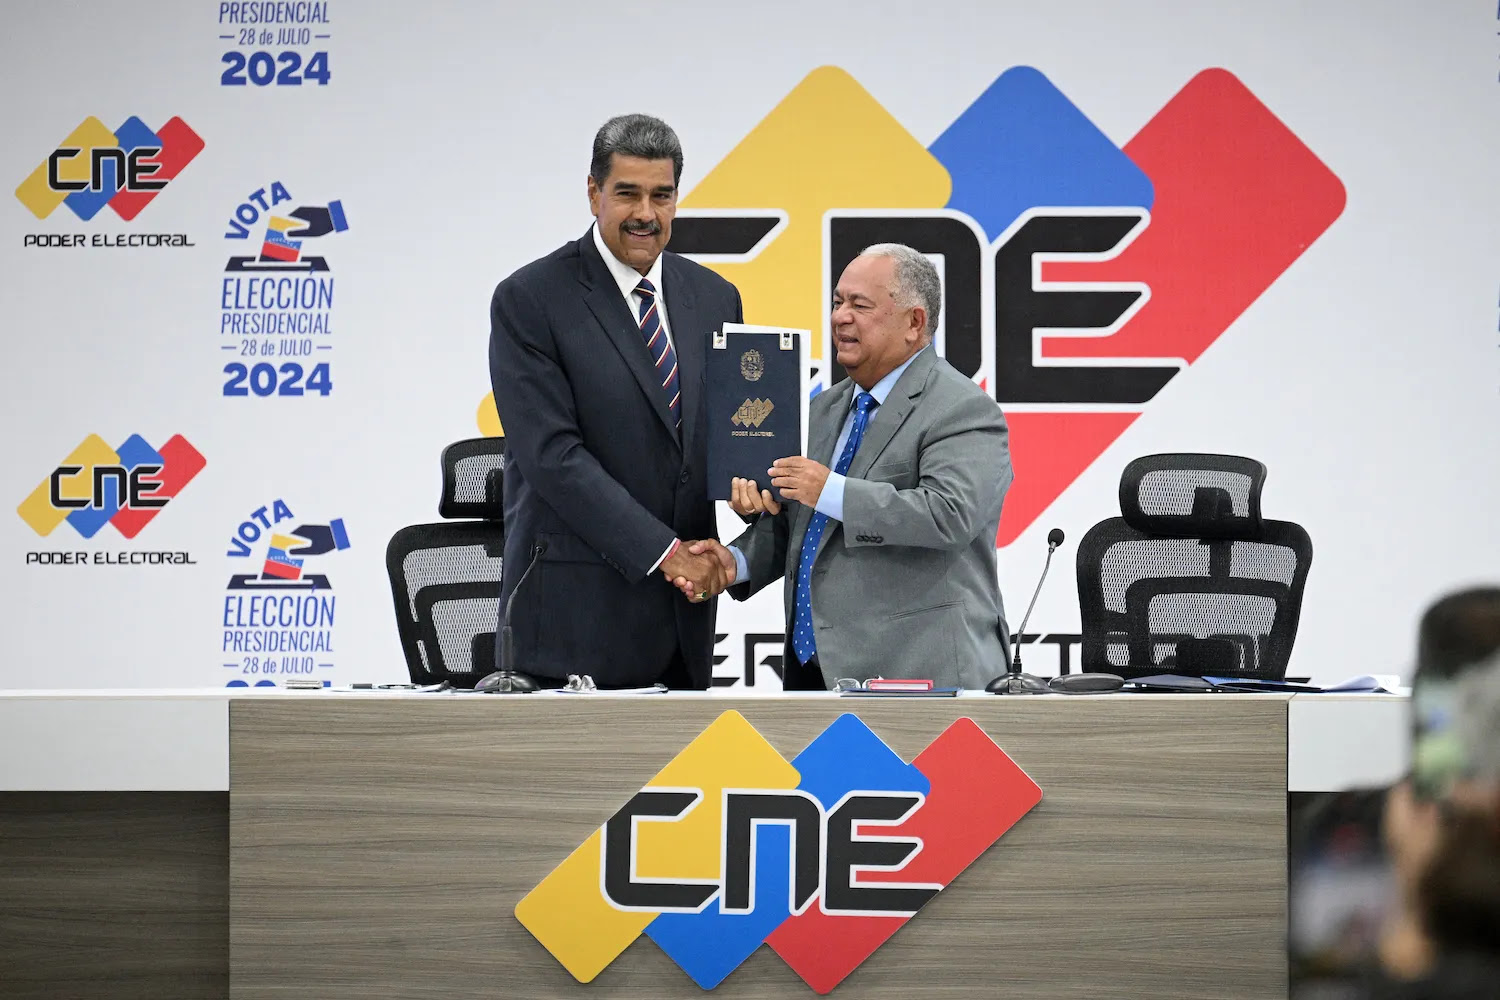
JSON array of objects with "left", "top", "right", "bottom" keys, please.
[
  {"left": 1201, "top": 676, "right": 1325, "bottom": 692},
  {"left": 1127, "top": 674, "right": 1394, "bottom": 693},
  {"left": 1203, "top": 674, "right": 1395, "bottom": 693},
  {"left": 1126, "top": 674, "right": 1222, "bottom": 692}
]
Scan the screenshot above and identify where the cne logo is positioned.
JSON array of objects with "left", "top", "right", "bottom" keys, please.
[
  {"left": 17, "top": 434, "right": 205, "bottom": 539},
  {"left": 15, "top": 116, "right": 204, "bottom": 221},
  {"left": 667, "top": 66, "right": 1346, "bottom": 546},
  {"left": 732, "top": 398, "right": 775, "bottom": 429},
  {"left": 516, "top": 711, "right": 1041, "bottom": 993}
]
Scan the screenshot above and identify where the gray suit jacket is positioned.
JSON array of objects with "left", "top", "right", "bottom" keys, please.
[{"left": 728, "top": 346, "right": 1013, "bottom": 689}]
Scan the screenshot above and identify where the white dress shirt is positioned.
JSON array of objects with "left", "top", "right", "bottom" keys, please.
[
  {"left": 591, "top": 222, "right": 679, "bottom": 574},
  {"left": 812, "top": 347, "right": 924, "bottom": 522},
  {"left": 592, "top": 222, "right": 673, "bottom": 352}
]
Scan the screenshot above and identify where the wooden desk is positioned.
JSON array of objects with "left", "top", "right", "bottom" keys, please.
[{"left": 229, "top": 695, "right": 1288, "bottom": 999}]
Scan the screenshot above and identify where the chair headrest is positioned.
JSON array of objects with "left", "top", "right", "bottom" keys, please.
[
  {"left": 1119, "top": 453, "right": 1265, "bottom": 539},
  {"left": 439, "top": 437, "right": 505, "bottom": 520}
]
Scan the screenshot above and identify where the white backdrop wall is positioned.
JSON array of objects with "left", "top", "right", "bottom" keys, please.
[{"left": 2, "top": 0, "right": 1497, "bottom": 690}]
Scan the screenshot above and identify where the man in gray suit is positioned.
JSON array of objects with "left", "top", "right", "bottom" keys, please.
[{"left": 675, "top": 244, "right": 1014, "bottom": 690}]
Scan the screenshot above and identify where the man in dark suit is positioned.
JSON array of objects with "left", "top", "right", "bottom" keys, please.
[{"left": 488, "top": 114, "right": 743, "bottom": 689}]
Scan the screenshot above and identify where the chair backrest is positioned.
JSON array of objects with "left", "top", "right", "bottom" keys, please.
[
  {"left": 1076, "top": 454, "right": 1312, "bottom": 679},
  {"left": 385, "top": 437, "right": 505, "bottom": 687}
]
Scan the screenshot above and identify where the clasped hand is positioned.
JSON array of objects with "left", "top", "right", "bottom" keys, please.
[
  {"left": 661, "top": 458, "right": 828, "bottom": 603},
  {"left": 661, "top": 540, "right": 735, "bottom": 603}
]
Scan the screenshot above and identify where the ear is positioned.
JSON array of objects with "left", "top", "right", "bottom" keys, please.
[
  {"left": 908, "top": 305, "right": 928, "bottom": 342},
  {"left": 587, "top": 175, "right": 602, "bottom": 219}
]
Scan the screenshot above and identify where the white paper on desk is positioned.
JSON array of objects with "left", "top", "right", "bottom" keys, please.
[{"left": 1324, "top": 674, "right": 1400, "bottom": 693}]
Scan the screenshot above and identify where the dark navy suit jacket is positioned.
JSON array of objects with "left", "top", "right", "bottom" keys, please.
[{"left": 488, "top": 230, "right": 743, "bottom": 687}]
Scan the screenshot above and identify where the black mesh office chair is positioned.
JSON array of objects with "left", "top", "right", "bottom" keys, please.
[
  {"left": 1075, "top": 454, "right": 1312, "bottom": 680},
  {"left": 385, "top": 438, "right": 505, "bottom": 687}
]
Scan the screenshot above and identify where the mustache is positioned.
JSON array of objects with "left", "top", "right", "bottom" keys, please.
[{"left": 621, "top": 221, "right": 661, "bottom": 235}]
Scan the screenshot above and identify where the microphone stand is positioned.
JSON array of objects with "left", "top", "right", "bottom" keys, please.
[
  {"left": 991, "top": 535, "right": 1061, "bottom": 696},
  {"left": 474, "top": 541, "right": 546, "bottom": 693}
]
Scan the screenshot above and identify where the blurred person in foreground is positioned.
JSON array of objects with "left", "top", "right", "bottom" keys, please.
[{"left": 1367, "top": 587, "right": 1500, "bottom": 999}]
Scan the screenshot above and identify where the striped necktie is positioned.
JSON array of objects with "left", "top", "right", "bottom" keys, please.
[{"left": 634, "top": 277, "right": 680, "bottom": 429}]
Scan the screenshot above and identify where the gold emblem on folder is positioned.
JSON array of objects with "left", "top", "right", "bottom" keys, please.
[
  {"left": 732, "top": 398, "right": 775, "bottom": 429},
  {"left": 740, "top": 349, "right": 765, "bottom": 381}
]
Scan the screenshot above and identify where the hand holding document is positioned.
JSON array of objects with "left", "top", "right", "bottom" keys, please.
[{"left": 728, "top": 476, "right": 781, "bottom": 517}]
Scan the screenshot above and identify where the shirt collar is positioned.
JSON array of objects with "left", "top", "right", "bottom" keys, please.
[
  {"left": 592, "top": 222, "right": 665, "bottom": 303},
  {"left": 858, "top": 345, "right": 926, "bottom": 409}
]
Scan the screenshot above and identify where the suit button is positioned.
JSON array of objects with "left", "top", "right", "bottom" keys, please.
[
  {"left": 872, "top": 536, "right": 883, "bottom": 543},
  {"left": 679, "top": 471, "right": 690, "bottom": 484}
]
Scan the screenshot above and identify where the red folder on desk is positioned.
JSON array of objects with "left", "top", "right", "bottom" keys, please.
[{"left": 865, "top": 678, "right": 933, "bottom": 692}]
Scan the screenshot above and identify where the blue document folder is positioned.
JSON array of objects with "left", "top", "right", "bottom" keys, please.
[{"left": 705, "top": 326, "right": 808, "bottom": 503}]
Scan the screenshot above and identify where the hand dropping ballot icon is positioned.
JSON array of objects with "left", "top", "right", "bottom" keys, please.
[
  {"left": 226, "top": 197, "right": 348, "bottom": 272},
  {"left": 228, "top": 516, "right": 350, "bottom": 591}
]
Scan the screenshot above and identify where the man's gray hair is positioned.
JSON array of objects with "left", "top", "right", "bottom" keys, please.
[
  {"left": 861, "top": 243, "right": 940, "bottom": 337},
  {"left": 590, "top": 114, "right": 684, "bottom": 187}
]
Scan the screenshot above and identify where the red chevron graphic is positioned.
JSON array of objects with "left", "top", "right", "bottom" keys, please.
[{"left": 997, "top": 69, "right": 1345, "bottom": 546}]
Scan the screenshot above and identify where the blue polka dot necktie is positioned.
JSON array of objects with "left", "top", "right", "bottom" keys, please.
[
  {"left": 791, "top": 391, "right": 877, "bottom": 666},
  {"left": 634, "top": 277, "right": 680, "bottom": 429}
]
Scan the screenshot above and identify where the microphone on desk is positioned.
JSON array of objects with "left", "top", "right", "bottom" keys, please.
[
  {"left": 987, "top": 528, "right": 1065, "bottom": 695},
  {"left": 474, "top": 540, "right": 547, "bottom": 693}
]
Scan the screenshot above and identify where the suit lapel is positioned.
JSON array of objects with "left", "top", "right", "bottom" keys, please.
[
  {"left": 662, "top": 254, "right": 703, "bottom": 455},
  {"left": 800, "top": 349, "right": 940, "bottom": 567},
  {"left": 845, "top": 347, "right": 937, "bottom": 478},
  {"left": 790, "top": 381, "right": 851, "bottom": 562},
  {"left": 577, "top": 234, "right": 680, "bottom": 445},
  {"left": 809, "top": 380, "right": 851, "bottom": 466}
]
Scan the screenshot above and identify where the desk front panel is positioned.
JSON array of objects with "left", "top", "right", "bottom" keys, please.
[{"left": 230, "top": 696, "right": 1288, "bottom": 999}]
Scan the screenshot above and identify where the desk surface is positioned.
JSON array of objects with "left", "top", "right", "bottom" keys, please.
[{"left": 0, "top": 688, "right": 1409, "bottom": 793}]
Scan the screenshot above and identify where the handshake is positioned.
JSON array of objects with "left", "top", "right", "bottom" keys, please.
[
  {"left": 660, "top": 539, "right": 736, "bottom": 603},
  {"left": 659, "top": 477, "right": 787, "bottom": 603}
]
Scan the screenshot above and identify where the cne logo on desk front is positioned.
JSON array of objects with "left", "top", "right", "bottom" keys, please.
[{"left": 516, "top": 710, "right": 1041, "bottom": 994}]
